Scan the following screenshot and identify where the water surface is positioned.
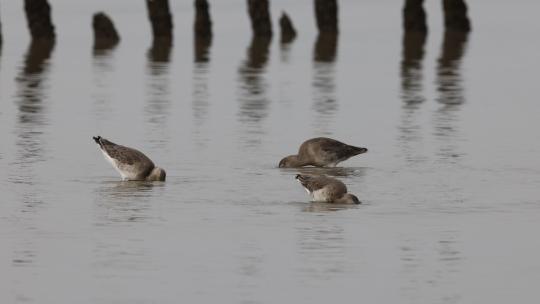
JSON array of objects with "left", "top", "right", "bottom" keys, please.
[{"left": 1, "top": 1, "right": 540, "bottom": 303}]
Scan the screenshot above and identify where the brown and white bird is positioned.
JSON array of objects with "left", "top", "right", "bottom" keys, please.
[
  {"left": 279, "top": 137, "right": 367, "bottom": 168},
  {"left": 93, "top": 136, "right": 166, "bottom": 181},
  {"left": 295, "top": 174, "right": 361, "bottom": 204}
]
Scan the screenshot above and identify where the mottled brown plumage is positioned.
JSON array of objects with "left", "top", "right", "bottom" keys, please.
[
  {"left": 295, "top": 174, "right": 360, "bottom": 204},
  {"left": 93, "top": 136, "right": 166, "bottom": 181},
  {"left": 279, "top": 137, "right": 367, "bottom": 167}
]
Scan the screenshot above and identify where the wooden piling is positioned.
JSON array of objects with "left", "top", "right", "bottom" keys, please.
[
  {"left": 24, "top": 0, "right": 56, "bottom": 40},
  {"left": 247, "top": 0, "right": 273, "bottom": 37},
  {"left": 443, "top": 0, "right": 471, "bottom": 32},
  {"left": 403, "top": 0, "right": 427, "bottom": 32},
  {"left": 314, "top": 0, "right": 339, "bottom": 34},
  {"left": 279, "top": 12, "right": 296, "bottom": 43},
  {"left": 148, "top": 40, "right": 172, "bottom": 63},
  {"left": 92, "top": 12, "right": 120, "bottom": 50},
  {"left": 194, "top": 0, "right": 212, "bottom": 38},
  {"left": 314, "top": 33, "right": 338, "bottom": 62},
  {"left": 146, "top": 0, "right": 173, "bottom": 42},
  {"left": 0, "top": 5, "right": 2, "bottom": 46}
]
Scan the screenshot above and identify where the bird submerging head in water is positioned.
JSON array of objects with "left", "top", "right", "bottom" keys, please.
[
  {"left": 279, "top": 137, "right": 368, "bottom": 168},
  {"left": 93, "top": 136, "right": 166, "bottom": 181},
  {"left": 295, "top": 174, "right": 361, "bottom": 204}
]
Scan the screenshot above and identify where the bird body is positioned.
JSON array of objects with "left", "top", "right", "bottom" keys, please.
[
  {"left": 295, "top": 174, "right": 360, "bottom": 204},
  {"left": 93, "top": 136, "right": 166, "bottom": 181},
  {"left": 279, "top": 137, "right": 367, "bottom": 168}
]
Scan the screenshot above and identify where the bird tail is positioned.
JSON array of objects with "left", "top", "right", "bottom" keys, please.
[
  {"left": 348, "top": 145, "right": 368, "bottom": 155},
  {"left": 93, "top": 136, "right": 103, "bottom": 147},
  {"left": 295, "top": 174, "right": 312, "bottom": 187},
  {"left": 295, "top": 174, "right": 307, "bottom": 182}
]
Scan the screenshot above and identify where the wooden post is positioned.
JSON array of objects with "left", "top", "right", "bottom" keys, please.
[
  {"left": 279, "top": 12, "right": 296, "bottom": 43},
  {"left": 146, "top": 0, "right": 173, "bottom": 42},
  {"left": 403, "top": 0, "right": 427, "bottom": 32},
  {"left": 24, "top": 0, "right": 56, "bottom": 40},
  {"left": 247, "top": 0, "right": 273, "bottom": 37},
  {"left": 443, "top": 0, "right": 471, "bottom": 32},
  {"left": 314, "top": 0, "right": 338, "bottom": 34},
  {"left": 194, "top": 0, "right": 212, "bottom": 62},
  {"left": 92, "top": 12, "right": 120, "bottom": 50},
  {"left": 0, "top": 5, "right": 3, "bottom": 45},
  {"left": 194, "top": 0, "right": 212, "bottom": 38},
  {"left": 314, "top": 33, "right": 338, "bottom": 62}
]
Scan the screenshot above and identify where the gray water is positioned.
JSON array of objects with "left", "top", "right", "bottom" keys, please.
[{"left": 1, "top": 0, "right": 540, "bottom": 303}]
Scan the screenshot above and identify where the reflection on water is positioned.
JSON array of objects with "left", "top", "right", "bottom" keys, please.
[
  {"left": 10, "top": 39, "right": 55, "bottom": 268},
  {"left": 398, "top": 31, "right": 428, "bottom": 164},
  {"left": 93, "top": 181, "right": 161, "bottom": 225},
  {"left": 15, "top": 40, "right": 55, "bottom": 127},
  {"left": 234, "top": 239, "right": 263, "bottom": 302},
  {"left": 313, "top": 33, "right": 338, "bottom": 135},
  {"left": 192, "top": 36, "right": 212, "bottom": 146},
  {"left": 295, "top": 217, "right": 348, "bottom": 278},
  {"left": 434, "top": 31, "right": 469, "bottom": 161},
  {"left": 194, "top": 36, "right": 212, "bottom": 63},
  {"left": 92, "top": 181, "right": 162, "bottom": 277},
  {"left": 293, "top": 166, "right": 366, "bottom": 178},
  {"left": 280, "top": 39, "right": 293, "bottom": 64},
  {"left": 399, "top": 230, "right": 463, "bottom": 303},
  {"left": 400, "top": 32, "right": 427, "bottom": 105},
  {"left": 92, "top": 44, "right": 117, "bottom": 120},
  {"left": 13, "top": 39, "right": 54, "bottom": 179},
  {"left": 302, "top": 202, "right": 359, "bottom": 213},
  {"left": 436, "top": 31, "right": 469, "bottom": 107},
  {"left": 145, "top": 40, "right": 172, "bottom": 149},
  {"left": 237, "top": 36, "right": 271, "bottom": 146}
]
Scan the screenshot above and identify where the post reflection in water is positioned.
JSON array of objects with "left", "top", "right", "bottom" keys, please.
[
  {"left": 434, "top": 31, "right": 469, "bottom": 161},
  {"left": 398, "top": 230, "right": 463, "bottom": 303},
  {"left": 237, "top": 36, "right": 271, "bottom": 147},
  {"left": 312, "top": 33, "right": 338, "bottom": 135},
  {"left": 92, "top": 40, "right": 117, "bottom": 120},
  {"left": 192, "top": 36, "right": 212, "bottom": 146},
  {"left": 194, "top": 36, "right": 211, "bottom": 63},
  {"left": 401, "top": 32, "right": 427, "bottom": 105},
  {"left": 10, "top": 39, "right": 55, "bottom": 268},
  {"left": 295, "top": 218, "right": 349, "bottom": 279},
  {"left": 398, "top": 31, "right": 428, "bottom": 164},
  {"left": 280, "top": 37, "right": 293, "bottom": 64},
  {"left": 13, "top": 39, "right": 54, "bottom": 184},
  {"left": 145, "top": 39, "right": 172, "bottom": 149}
]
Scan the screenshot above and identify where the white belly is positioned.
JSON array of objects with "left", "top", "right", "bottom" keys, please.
[
  {"left": 101, "top": 150, "right": 135, "bottom": 180},
  {"left": 311, "top": 188, "right": 330, "bottom": 202}
]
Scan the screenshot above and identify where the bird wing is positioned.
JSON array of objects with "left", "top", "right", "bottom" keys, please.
[
  {"left": 317, "top": 138, "right": 358, "bottom": 160},
  {"left": 105, "top": 145, "right": 147, "bottom": 165},
  {"left": 296, "top": 174, "right": 330, "bottom": 192},
  {"left": 100, "top": 139, "right": 155, "bottom": 171}
]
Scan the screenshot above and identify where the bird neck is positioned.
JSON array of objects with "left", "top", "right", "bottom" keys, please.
[{"left": 290, "top": 155, "right": 311, "bottom": 167}]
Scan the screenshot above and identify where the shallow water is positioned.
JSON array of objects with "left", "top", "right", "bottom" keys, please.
[{"left": 1, "top": 0, "right": 540, "bottom": 303}]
